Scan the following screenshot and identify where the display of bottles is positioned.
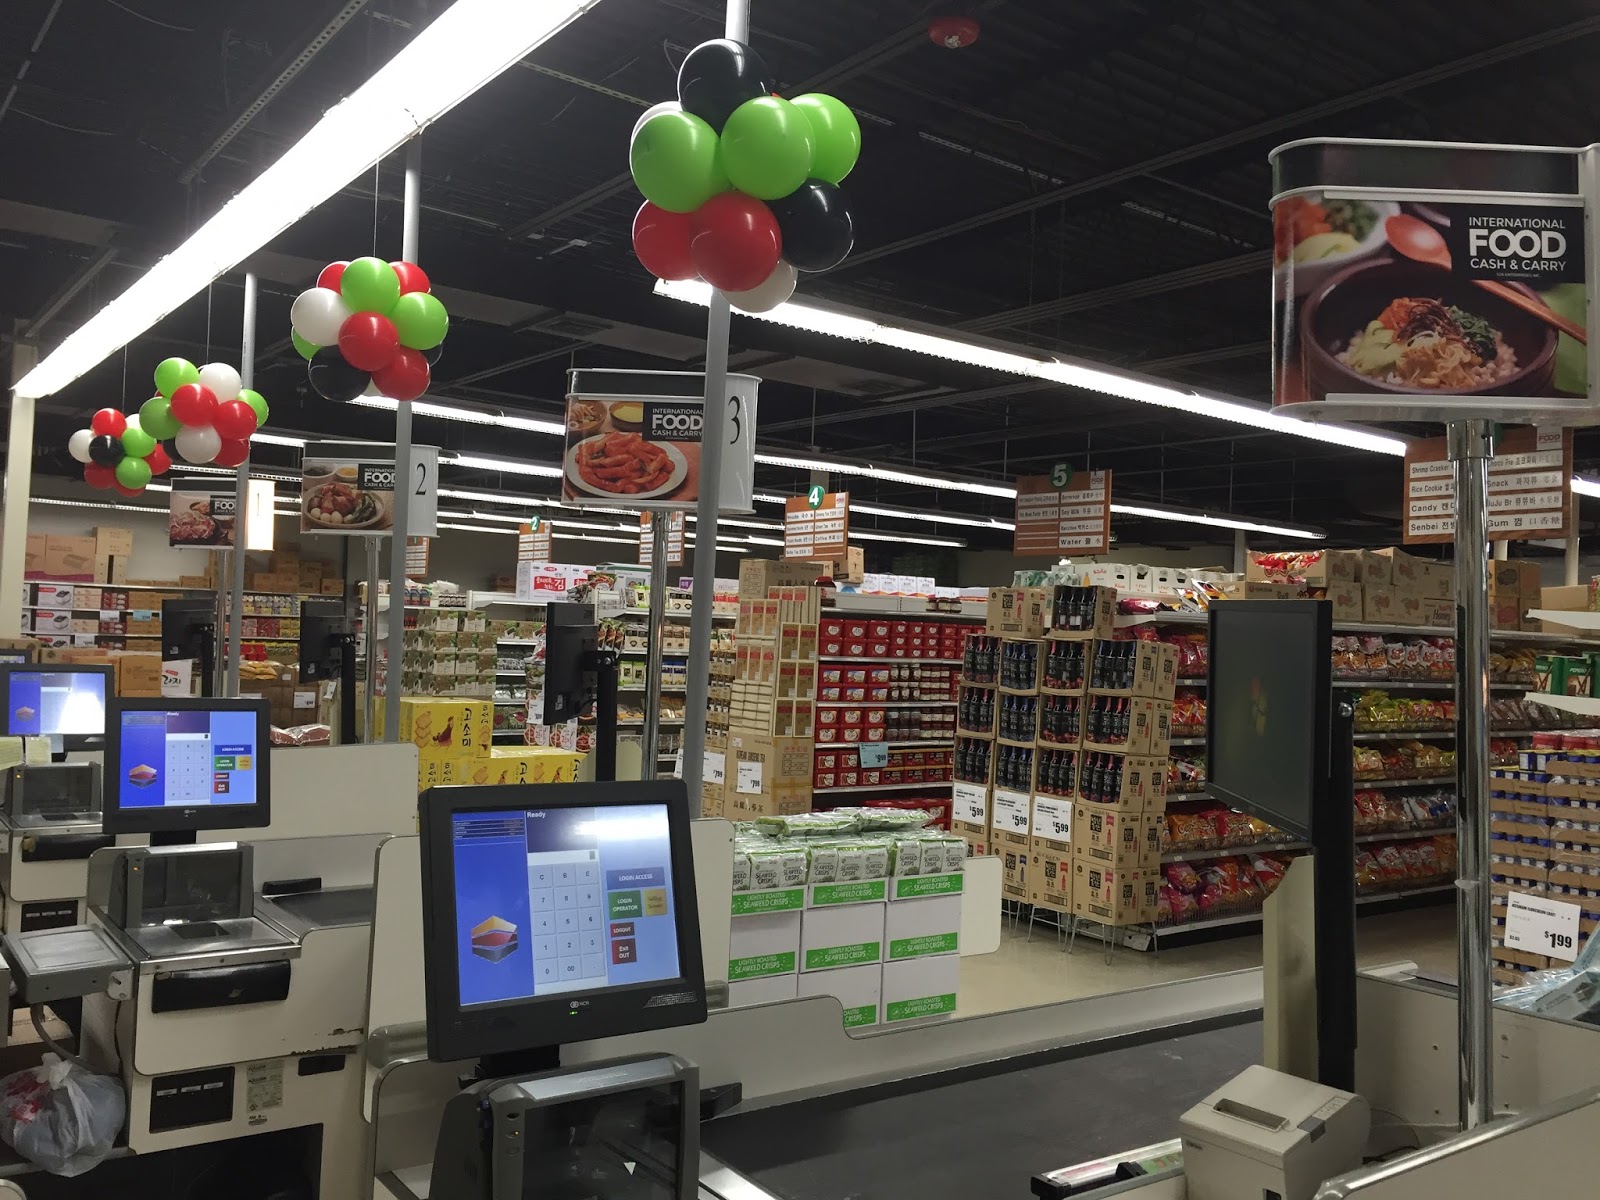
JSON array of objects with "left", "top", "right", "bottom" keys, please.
[
  {"left": 963, "top": 634, "right": 999, "bottom": 684},
  {"left": 1084, "top": 695, "right": 1131, "bottom": 745},
  {"left": 956, "top": 737, "right": 992, "bottom": 784},
  {"left": 1044, "top": 640, "right": 1085, "bottom": 691},
  {"left": 1091, "top": 641, "right": 1136, "bottom": 691},
  {"left": 959, "top": 686, "right": 994, "bottom": 734},
  {"left": 1036, "top": 748, "right": 1078, "bottom": 797},
  {"left": 1040, "top": 694, "right": 1081, "bottom": 745},
  {"left": 1078, "top": 752, "right": 1126, "bottom": 804},
  {"left": 1051, "top": 585, "right": 1101, "bottom": 634},
  {"left": 996, "top": 744, "right": 1035, "bottom": 791},
  {"left": 998, "top": 694, "right": 1037, "bottom": 742},
  {"left": 1000, "top": 639, "right": 1039, "bottom": 690}
]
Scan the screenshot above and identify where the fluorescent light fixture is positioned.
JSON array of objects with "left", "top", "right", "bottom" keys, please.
[
  {"left": 439, "top": 486, "right": 557, "bottom": 507},
  {"left": 850, "top": 499, "right": 1015, "bottom": 530},
  {"left": 743, "top": 535, "right": 786, "bottom": 547},
  {"left": 554, "top": 533, "right": 637, "bottom": 546},
  {"left": 685, "top": 515, "right": 782, "bottom": 531},
  {"left": 351, "top": 395, "right": 565, "bottom": 436},
  {"left": 16, "top": 0, "right": 605, "bottom": 400},
  {"left": 654, "top": 279, "right": 1407, "bottom": 459},
  {"left": 1109, "top": 502, "right": 1324, "bottom": 541},
  {"left": 753, "top": 450, "right": 1015, "bottom": 498},
  {"left": 1573, "top": 476, "right": 1600, "bottom": 498},
  {"left": 171, "top": 463, "right": 300, "bottom": 483},
  {"left": 31, "top": 496, "right": 165, "bottom": 514},
  {"left": 250, "top": 432, "right": 308, "bottom": 448},
  {"left": 438, "top": 522, "right": 517, "bottom": 536},
  {"left": 449, "top": 453, "right": 563, "bottom": 480},
  {"left": 851, "top": 529, "right": 965, "bottom": 547}
]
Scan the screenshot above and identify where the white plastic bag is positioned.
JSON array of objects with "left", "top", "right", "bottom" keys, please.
[{"left": 0, "top": 1054, "right": 125, "bottom": 1176}]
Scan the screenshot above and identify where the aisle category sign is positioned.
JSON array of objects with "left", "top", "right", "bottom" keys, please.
[
  {"left": 1013, "top": 469, "right": 1112, "bottom": 556},
  {"left": 639, "top": 512, "right": 685, "bottom": 566},
  {"left": 1403, "top": 427, "right": 1572, "bottom": 544},
  {"left": 517, "top": 518, "right": 553, "bottom": 564},
  {"left": 784, "top": 490, "right": 848, "bottom": 558}
]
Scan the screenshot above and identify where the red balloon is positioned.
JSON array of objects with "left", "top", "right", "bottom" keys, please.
[
  {"left": 632, "top": 202, "right": 697, "bottom": 281},
  {"left": 84, "top": 464, "right": 116, "bottom": 490},
  {"left": 371, "top": 347, "right": 430, "bottom": 402},
  {"left": 338, "top": 312, "right": 401, "bottom": 372},
  {"left": 169, "top": 383, "right": 217, "bottom": 427},
  {"left": 316, "top": 261, "right": 349, "bottom": 291},
  {"left": 690, "top": 193, "right": 782, "bottom": 292},
  {"left": 90, "top": 408, "right": 127, "bottom": 437},
  {"left": 145, "top": 444, "right": 172, "bottom": 475},
  {"left": 213, "top": 438, "right": 250, "bottom": 469},
  {"left": 390, "top": 260, "right": 430, "bottom": 295},
  {"left": 115, "top": 483, "right": 144, "bottom": 498},
  {"left": 213, "top": 399, "right": 259, "bottom": 440}
]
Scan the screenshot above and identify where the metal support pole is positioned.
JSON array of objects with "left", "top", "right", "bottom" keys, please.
[
  {"left": 224, "top": 272, "right": 257, "bottom": 698},
  {"left": 1449, "top": 418, "right": 1494, "bottom": 1130},
  {"left": 0, "top": 326, "right": 39, "bottom": 639},
  {"left": 681, "top": 0, "right": 749, "bottom": 794},
  {"left": 212, "top": 569, "right": 228, "bottom": 698},
  {"left": 1492, "top": 540, "right": 1508, "bottom": 561},
  {"left": 383, "top": 138, "right": 423, "bottom": 744},
  {"left": 364, "top": 537, "right": 380, "bottom": 741},
  {"left": 641, "top": 515, "right": 672, "bottom": 778},
  {"left": 1566, "top": 493, "right": 1580, "bottom": 587},
  {"left": 1232, "top": 529, "right": 1247, "bottom": 574}
]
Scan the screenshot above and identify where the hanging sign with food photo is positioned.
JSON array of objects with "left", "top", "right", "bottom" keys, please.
[
  {"left": 1270, "top": 139, "right": 1590, "bottom": 415},
  {"left": 562, "top": 369, "right": 758, "bottom": 512},
  {"left": 299, "top": 440, "right": 439, "bottom": 537},
  {"left": 169, "top": 478, "right": 238, "bottom": 549}
]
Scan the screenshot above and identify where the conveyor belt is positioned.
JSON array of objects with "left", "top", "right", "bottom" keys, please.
[{"left": 701, "top": 1018, "right": 1260, "bottom": 1200}]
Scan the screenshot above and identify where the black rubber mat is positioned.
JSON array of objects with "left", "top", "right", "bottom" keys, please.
[{"left": 702, "top": 1019, "right": 1261, "bottom": 1200}]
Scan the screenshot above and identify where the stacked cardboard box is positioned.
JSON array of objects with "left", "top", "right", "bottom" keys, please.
[
  {"left": 397, "top": 609, "right": 497, "bottom": 699},
  {"left": 724, "top": 587, "right": 818, "bottom": 818},
  {"left": 1490, "top": 559, "right": 1544, "bottom": 632},
  {"left": 375, "top": 695, "right": 495, "bottom": 792}
]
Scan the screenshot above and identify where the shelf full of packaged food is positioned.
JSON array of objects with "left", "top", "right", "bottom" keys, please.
[
  {"left": 620, "top": 607, "right": 737, "bottom": 620},
  {"left": 812, "top": 782, "right": 953, "bottom": 794},
  {"left": 818, "top": 655, "right": 965, "bottom": 665},
  {"left": 1355, "top": 776, "right": 1455, "bottom": 788},
  {"left": 618, "top": 649, "right": 689, "bottom": 658},
  {"left": 497, "top": 638, "right": 544, "bottom": 647},
  {"left": 1169, "top": 736, "right": 1206, "bottom": 747},
  {"left": 617, "top": 720, "right": 685, "bottom": 729},
  {"left": 26, "top": 578, "right": 211, "bottom": 593},
  {"left": 820, "top": 740, "right": 954, "bottom": 750},
  {"left": 493, "top": 698, "right": 527, "bottom": 706},
  {"left": 829, "top": 594, "right": 988, "bottom": 619},
  {"left": 816, "top": 699, "right": 957, "bottom": 708},
  {"left": 1120, "top": 608, "right": 1600, "bottom": 649},
  {"left": 1163, "top": 840, "right": 1307, "bottom": 863},
  {"left": 1337, "top": 679, "right": 1527, "bottom": 692}
]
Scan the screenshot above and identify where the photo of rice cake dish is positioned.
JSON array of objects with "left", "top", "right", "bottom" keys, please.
[
  {"left": 565, "top": 431, "right": 687, "bottom": 500},
  {"left": 169, "top": 502, "right": 220, "bottom": 546},
  {"left": 1340, "top": 296, "right": 1517, "bottom": 390},
  {"left": 127, "top": 764, "right": 158, "bottom": 788}
]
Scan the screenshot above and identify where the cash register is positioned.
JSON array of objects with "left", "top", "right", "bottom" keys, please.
[{"left": 416, "top": 779, "right": 708, "bottom": 1199}]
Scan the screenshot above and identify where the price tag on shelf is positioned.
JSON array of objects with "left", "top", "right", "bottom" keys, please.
[
  {"left": 1032, "top": 795, "right": 1072, "bottom": 843},
  {"left": 1505, "top": 891, "right": 1581, "bottom": 962},
  {"left": 736, "top": 760, "right": 764, "bottom": 795},
  {"left": 703, "top": 751, "right": 726, "bottom": 787},
  {"left": 951, "top": 781, "right": 988, "bottom": 824},
  {"left": 858, "top": 742, "right": 889, "bottom": 769},
  {"left": 671, "top": 747, "right": 684, "bottom": 779},
  {"left": 992, "top": 789, "right": 1031, "bottom": 835}
]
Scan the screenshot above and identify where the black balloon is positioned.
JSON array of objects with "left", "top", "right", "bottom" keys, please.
[
  {"left": 422, "top": 340, "right": 444, "bottom": 367},
  {"left": 308, "top": 346, "right": 371, "bottom": 404},
  {"left": 88, "top": 434, "right": 124, "bottom": 466},
  {"left": 677, "top": 38, "right": 772, "bottom": 132},
  {"left": 768, "top": 179, "right": 855, "bottom": 272}
]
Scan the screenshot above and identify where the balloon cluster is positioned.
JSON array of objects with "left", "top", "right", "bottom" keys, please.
[
  {"left": 628, "top": 39, "right": 860, "bottom": 313},
  {"left": 290, "top": 258, "right": 447, "bottom": 404},
  {"left": 66, "top": 358, "right": 268, "bottom": 495}
]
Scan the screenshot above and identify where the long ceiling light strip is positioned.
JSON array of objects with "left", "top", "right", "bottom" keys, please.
[
  {"left": 1108, "top": 502, "right": 1323, "bottom": 541},
  {"left": 652, "top": 278, "right": 1407, "bottom": 459},
  {"left": 1573, "top": 476, "right": 1600, "bottom": 498},
  {"left": 351, "top": 396, "right": 566, "bottom": 436},
  {"left": 16, "top": 0, "right": 605, "bottom": 400}
]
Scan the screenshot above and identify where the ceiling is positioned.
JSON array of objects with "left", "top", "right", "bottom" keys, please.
[{"left": 4, "top": 0, "right": 1600, "bottom": 556}]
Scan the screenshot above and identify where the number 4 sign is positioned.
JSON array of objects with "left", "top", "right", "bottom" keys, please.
[{"left": 1505, "top": 891, "right": 1582, "bottom": 962}]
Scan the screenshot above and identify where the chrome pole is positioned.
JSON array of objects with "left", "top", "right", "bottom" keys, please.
[
  {"left": 224, "top": 271, "right": 257, "bottom": 698},
  {"left": 1450, "top": 418, "right": 1494, "bottom": 1129},
  {"left": 641, "top": 514, "right": 672, "bottom": 777},
  {"left": 364, "top": 537, "right": 381, "bottom": 741}
]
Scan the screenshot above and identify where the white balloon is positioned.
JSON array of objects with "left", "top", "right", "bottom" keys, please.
[
  {"left": 631, "top": 100, "right": 681, "bottom": 144},
  {"left": 197, "top": 362, "right": 241, "bottom": 402},
  {"left": 363, "top": 378, "right": 384, "bottom": 397},
  {"left": 290, "top": 287, "right": 351, "bottom": 347},
  {"left": 67, "top": 429, "right": 94, "bottom": 464},
  {"left": 175, "top": 423, "right": 222, "bottom": 465},
  {"left": 728, "top": 260, "right": 798, "bottom": 314}
]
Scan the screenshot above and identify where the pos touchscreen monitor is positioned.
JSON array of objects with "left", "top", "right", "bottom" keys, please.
[
  {"left": 0, "top": 664, "right": 113, "bottom": 752},
  {"left": 419, "top": 780, "right": 706, "bottom": 1067},
  {"left": 102, "top": 697, "right": 271, "bottom": 836}
]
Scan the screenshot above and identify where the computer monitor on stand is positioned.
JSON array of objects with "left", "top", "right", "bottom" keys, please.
[
  {"left": 101, "top": 697, "right": 272, "bottom": 846},
  {"left": 418, "top": 780, "right": 707, "bottom": 1199},
  {"left": 298, "top": 598, "right": 356, "bottom": 744},
  {"left": 543, "top": 602, "right": 619, "bottom": 782},
  {"left": 1207, "top": 599, "right": 1355, "bottom": 1092},
  {"left": 161, "top": 598, "right": 217, "bottom": 698},
  {"left": 0, "top": 664, "right": 114, "bottom": 759}
]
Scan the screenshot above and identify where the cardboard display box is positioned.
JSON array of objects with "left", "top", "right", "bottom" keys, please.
[
  {"left": 724, "top": 733, "right": 813, "bottom": 818},
  {"left": 990, "top": 787, "right": 1031, "bottom": 850},
  {"left": 1074, "top": 753, "right": 1167, "bottom": 814},
  {"left": 883, "top": 894, "right": 960, "bottom": 960},
  {"left": 796, "top": 961, "right": 881, "bottom": 1029},
  {"left": 24, "top": 534, "right": 46, "bottom": 578},
  {"left": 805, "top": 547, "right": 865, "bottom": 584},
  {"left": 728, "top": 973, "right": 799, "bottom": 1008},
  {"left": 799, "top": 901, "right": 885, "bottom": 972},
  {"left": 1247, "top": 549, "right": 1389, "bottom": 589},
  {"left": 376, "top": 696, "right": 495, "bottom": 761},
  {"left": 1071, "top": 862, "right": 1158, "bottom": 925},
  {"left": 999, "top": 846, "right": 1028, "bottom": 902},
  {"left": 728, "top": 908, "right": 802, "bottom": 981},
  {"left": 94, "top": 526, "right": 133, "bottom": 584},
  {"left": 880, "top": 954, "right": 958, "bottom": 1026},
  {"left": 739, "top": 558, "right": 823, "bottom": 599},
  {"left": 1072, "top": 805, "right": 1161, "bottom": 870},
  {"left": 1216, "top": 581, "right": 1302, "bottom": 602},
  {"left": 1047, "top": 585, "right": 1115, "bottom": 641},
  {"left": 1326, "top": 581, "right": 1364, "bottom": 623},
  {"left": 115, "top": 653, "right": 163, "bottom": 698},
  {"left": 986, "top": 587, "right": 1049, "bottom": 639},
  {"left": 950, "top": 779, "right": 990, "bottom": 844},
  {"left": 43, "top": 536, "right": 96, "bottom": 582},
  {"left": 484, "top": 746, "right": 584, "bottom": 785},
  {"left": 1027, "top": 847, "right": 1072, "bottom": 911}
]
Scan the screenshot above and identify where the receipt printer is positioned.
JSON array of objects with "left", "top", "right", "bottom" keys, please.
[{"left": 1180, "top": 1065, "right": 1370, "bottom": 1200}]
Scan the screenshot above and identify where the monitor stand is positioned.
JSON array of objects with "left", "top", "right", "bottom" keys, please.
[
  {"left": 150, "top": 831, "right": 200, "bottom": 848},
  {"left": 475, "top": 1044, "right": 561, "bottom": 1084}
]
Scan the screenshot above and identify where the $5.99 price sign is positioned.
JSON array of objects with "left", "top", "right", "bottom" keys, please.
[{"left": 1505, "top": 891, "right": 1581, "bottom": 962}]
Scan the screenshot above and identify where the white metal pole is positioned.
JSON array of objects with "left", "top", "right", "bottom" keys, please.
[
  {"left": 641, "top": 514, "right": 672, "bottom": 777},
  {"left": 1232, "top": 529, "right": 1247, "bottom": 574},
  {"left": 364, "top": 537, "right": 380, "bottom": 740},
  {"left": 1566, "top": 493, "right": 1580, "bottom": 587},
  {"left": 383, "top": 139, "right": 422, "bottom": 744},
  {"left": 225, "top": 272, "right": 257, "bottom": 698},
  {"left": 0, "top": 325, "right": 39, "bottom": 639}
]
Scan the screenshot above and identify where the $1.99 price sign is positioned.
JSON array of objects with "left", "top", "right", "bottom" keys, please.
[{"left": 1505, "top": 891, "right": 1581, "bottom": 962}]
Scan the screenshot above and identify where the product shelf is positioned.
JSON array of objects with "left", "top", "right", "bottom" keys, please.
[
  {"left": 1122, "top": 607, "right": 1600, "bottom": 649},
  {"left": 818, "top": 655, "right": 964, "bottom": 665},
  {"left": 25, "top": 578, "right": 210, "bottom": 593},
  {"left": 1168, "top": 736, "right": 1206, "bottom": 747},
  {"left": 1336, "top": 679, "right": 1527, "bottom": 692},
  {"left": 818, "top": 740, "right": 954, "bottom": 750},
  {"left": 815, "top": 699, "right": 956, "bottom": 707},
  {"left": 1356, "top": 776, "right": 1455, "bottom": 789},
  {"left": 812, "top": 781, "right": 953, "bottom": 794},
  {"left": 1163, "top": 840, "right": 1308, "bottom": 863}
]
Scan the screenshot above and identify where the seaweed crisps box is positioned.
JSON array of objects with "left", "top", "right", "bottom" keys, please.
[{"left": 1269, "top": 139, "right": 1589, "bottom": 416}]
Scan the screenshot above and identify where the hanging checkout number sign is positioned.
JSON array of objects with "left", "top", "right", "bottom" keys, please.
[
  {"left": 299, "top": 440, "right": 439, "bottom": 538},
  {"left": 561, "top": 369, "right": 758, "bottom": 513}
]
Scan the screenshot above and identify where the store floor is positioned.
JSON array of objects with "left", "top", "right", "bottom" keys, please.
[{"left": 959, "top": 902, "right": 1458, "bottom": 1016}]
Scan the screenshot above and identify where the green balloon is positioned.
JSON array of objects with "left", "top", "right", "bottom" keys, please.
[
  {"left": 340, "top": 256, "right": 401, "bottom": 315},
  {"left": 115, "top": 456, "right": 152, "bottom": 490},
  {"left": 238, "top": 388, "right": 269, "bottom": 425},
  {"left": 119, "top": 416, "right": 156, "bottom": 459},
  {"left": 629, "top": 110, "right": 727, "bottom": 213},
  {"left": 139, "top": 394, "right": 182, "bottom": 440},
  {"left": 291, "top": 330, "right": 319, "bottom": 361},
  {"left": 391, "top": 292, "right": 449, "bottom": 351},
  {"left": 153, "top": 356, "right": 198, "bottom": 399},
  {"left": 720, "top": 96, "right": 816, "bottom": 201},
  {"left": 791, "top": 93, "right": 860, "bottom": 184}
]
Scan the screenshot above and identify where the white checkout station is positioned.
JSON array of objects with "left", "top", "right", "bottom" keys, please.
[{"left": 0, "top": 691, "right": 1592, "bottom": 1196}]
